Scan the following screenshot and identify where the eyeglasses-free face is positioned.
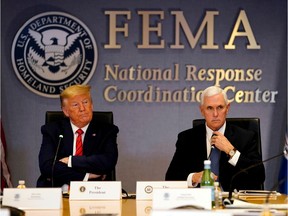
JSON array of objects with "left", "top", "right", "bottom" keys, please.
[
  {"left": 62, "top": 94, "right": 93, "bottom": 128},
  {"left": 200, "top": 93, "right": 230, "bottom": 131}
]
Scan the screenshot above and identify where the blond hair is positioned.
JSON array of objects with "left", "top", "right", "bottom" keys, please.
[{"left": 60, "top": 84, "right": 91, "bottom": 106}]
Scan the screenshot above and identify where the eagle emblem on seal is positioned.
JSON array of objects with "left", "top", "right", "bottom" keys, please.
[
  {"left": 12, "top": 12, "right": 97, "bottom": 98},
  {"left": 28, "top": 29, "right": 81, "bottom": 73}
]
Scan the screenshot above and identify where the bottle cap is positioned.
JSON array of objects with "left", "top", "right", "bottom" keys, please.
[
  {"left": 18, "top": 180, "right": 25, "bottom": 185},
  {"left": 204, "top": 160, "right": 211, "bottom": 165}
]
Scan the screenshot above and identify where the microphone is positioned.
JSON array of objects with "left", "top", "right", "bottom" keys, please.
[
  {"left": 224, "top": 150, "right": 286, "bottom": 205},
  {"left": 51, "top": 134, "right": 63, "bottom": 187}
]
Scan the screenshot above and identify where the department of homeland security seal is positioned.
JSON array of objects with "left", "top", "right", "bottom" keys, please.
[{"left": 11, "top": 11, "right": 97, "bottom": 98}]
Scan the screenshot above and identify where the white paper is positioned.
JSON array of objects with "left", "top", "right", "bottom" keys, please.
[
  {"left": 152, "top": 188, "right": 212, "bottom": 210},
  {"left": 136, "top": 181, "right": 187, "bottom": 200},
  {"left": 151, "top": 209, "right": 232, "bottom": 216},
  {"left": 69, "top": 181, "right": 122, "bottom": 200},
  {"left": 2, "top": 188, "right": 62, "bottom": 210},
  {"left": 225, "top": 199, "right": 288, "bottom": 210}
]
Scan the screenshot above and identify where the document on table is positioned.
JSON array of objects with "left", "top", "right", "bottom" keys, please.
[
  {"left": 237, "top": 190, "right": 280, "bottom": 196},
  {"left": 225, "top": 199, "right": 288, "bottom": 210}
]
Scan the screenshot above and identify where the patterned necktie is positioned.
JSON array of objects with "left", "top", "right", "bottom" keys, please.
[
  {"left": 75, "top": 129, "right": 84, "bottom": 156},
  {"left": 209, "top": 134, "right": 221, "bottom": 176},
  {"left": 210, "top": 147, "right": 220, "bottom": 176}
]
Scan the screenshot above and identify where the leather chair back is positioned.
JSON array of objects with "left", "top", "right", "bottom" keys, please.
[
  {"left": 193, "top": 118, "right": 262, "bottom": 156},
  {"left": 46, "top": 111, "right": 113, "bottom": 125}
]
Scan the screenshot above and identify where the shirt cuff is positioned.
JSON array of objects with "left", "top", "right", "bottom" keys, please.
[
  {"left": 228, "top": 150, "right": 240, "bottom": 166},
  {"left": 68, "top": 155, "right": 72, "bottom": 167},
  {"left": 187, "top": 173, "right": 199, "bottom": 188},
  {"left": 83, "top": 173, "right": 89, "bottom": 181},
  {"left": 67, "top": 155, "right": 89, "bottom": 181}
]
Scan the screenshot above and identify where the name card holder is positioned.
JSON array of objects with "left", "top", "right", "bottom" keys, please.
[
  {"left": 69, "top": 181, "right": 122, "bottom": 200},
  {"left": 136, "top": 181, "right": 187, "bottom": 200},
  {"left": 152, "top": 188, "right": 212, "bottom": 210},
  {"left": 2, "top": 188, "right": 62, "bottom": 210},
  {"left": 0, "top": 209, "right": 10, "bottom": 216}
]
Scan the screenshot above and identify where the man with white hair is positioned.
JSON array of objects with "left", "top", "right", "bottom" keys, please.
[{"left": 165, "top": 86, "right": 265, "bottom": 191}]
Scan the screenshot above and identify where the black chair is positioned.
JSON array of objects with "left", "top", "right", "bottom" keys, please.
[
  {"left": 192, "top": 118, "right": 262, "bottom": 156},
  {"left": 45, "top": 111, "right": 116, "bottom": 181}
]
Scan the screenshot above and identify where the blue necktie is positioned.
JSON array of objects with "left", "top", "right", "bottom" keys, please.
[{"left": 209, "top": 146, "right": 220, "bottom": 176}]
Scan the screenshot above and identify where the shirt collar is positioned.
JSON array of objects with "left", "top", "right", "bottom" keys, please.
[
  {"left": 206, "top": 121, "right": 226, "bottom": 136},
  {"left": 70, "top": 122, "right": 89, "bottom": 134}
]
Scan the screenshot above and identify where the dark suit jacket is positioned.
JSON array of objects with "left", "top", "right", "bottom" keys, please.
[
  {"left": 37, "top": 118, "right": 119, "bottom": 187},
  {"left": 165, "top": 123, "right": 265, "bottom": 191}
]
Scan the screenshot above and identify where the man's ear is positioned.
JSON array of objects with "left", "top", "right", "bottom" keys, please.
[
  {"left": 199, "top": 105, "right": 204, "bottom": 117},
  {"left": 62, "top": 107, "right": 69, "bottom": 118},
  {"left": 226, "top": 103, "right": 230, "bottom": 113}
]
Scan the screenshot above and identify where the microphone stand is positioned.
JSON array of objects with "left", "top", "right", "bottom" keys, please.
[
  {"left": 227, "top": 152, "right": 284, "bottom": 204},
  {"left": 51, "top": 134, "right": 63, "bottom": 187}
]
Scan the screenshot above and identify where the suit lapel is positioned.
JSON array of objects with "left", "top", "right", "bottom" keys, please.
[
  {"left": 194, "top": 125, "right": 208, "bottom": 159},
  {"left": 220, "top": 123, "right": 235, "bottom": 161},
  {"left": 61, "top": 119, "right": 74, "bottom": 155},
  {"left": 224, "top": 123, "right": 235, "bottom": 146},
  {"left": 83, "top": 121, "right": 99, "bottom": 154}
]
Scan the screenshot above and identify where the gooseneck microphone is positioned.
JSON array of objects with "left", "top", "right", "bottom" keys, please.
[
  {"left": 51, "top": 134, "right": 63, "bottom": 187},
  {"left": 224, "top": 151, "right": 285, "bottom": 205}
]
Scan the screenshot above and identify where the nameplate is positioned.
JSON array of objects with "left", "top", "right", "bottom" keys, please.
[
  {"left": 69, "top": 200, "right": 121, "bottom": 216},
  {"left": 136, "top": 181, "right": 187, "bottom": 200},
  {"left": 2, "top": 188, "right": 62, "bottom": 210},
  {"left": 69, "top": 181, "right": 122, "bottom": 200},
  {"left": 0, "top": 209, "right": 10, "bottom": 216},
  {"left": 152, "top": 188, "right": 212, "bottom": 210}
]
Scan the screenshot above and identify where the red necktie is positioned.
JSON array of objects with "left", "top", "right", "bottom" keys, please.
[{"left": 75, "top": 129, "right": 84, "bottom": 156}]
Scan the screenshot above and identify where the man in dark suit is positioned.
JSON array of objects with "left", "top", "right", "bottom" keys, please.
[
  {"left": 37, "top": 84, "right": 119, "bottom": 187},
  {"left": 165, "top": 86, "right": 265, "bottom": 191}
]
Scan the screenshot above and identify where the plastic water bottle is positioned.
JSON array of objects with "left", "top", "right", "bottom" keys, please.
[
  {"left": 17, "top": 180, "right": 26, "bottom": 189},
  {"left": 214, "top": 181, "right": 223, "bottom": 209},
  {"left": 200, "top": 160, "right": 214, "bottom": 207}
]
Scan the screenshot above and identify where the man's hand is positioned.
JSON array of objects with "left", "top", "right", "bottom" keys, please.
[
  {"left": 89, "top": 174, "right": 106, "bottom": 180},
  {"left": 211, "top": 131, "right": 234, "bottom": 154},
  {"left": 59, "top": 157, "right": 69, "bottom": 164},
  {"left": 192, "top": 171, "right": 203, "bottom": 184},
  {"left": 192, "top": 171, "right": 218, "bottom": 185},
  {"left": 211, "top": 172, "right": 218, "bottom": 181}
]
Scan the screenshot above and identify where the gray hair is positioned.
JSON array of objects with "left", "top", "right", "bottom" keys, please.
[{"left": 200, "top": 86, "right": 228, "bottom": 105}]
